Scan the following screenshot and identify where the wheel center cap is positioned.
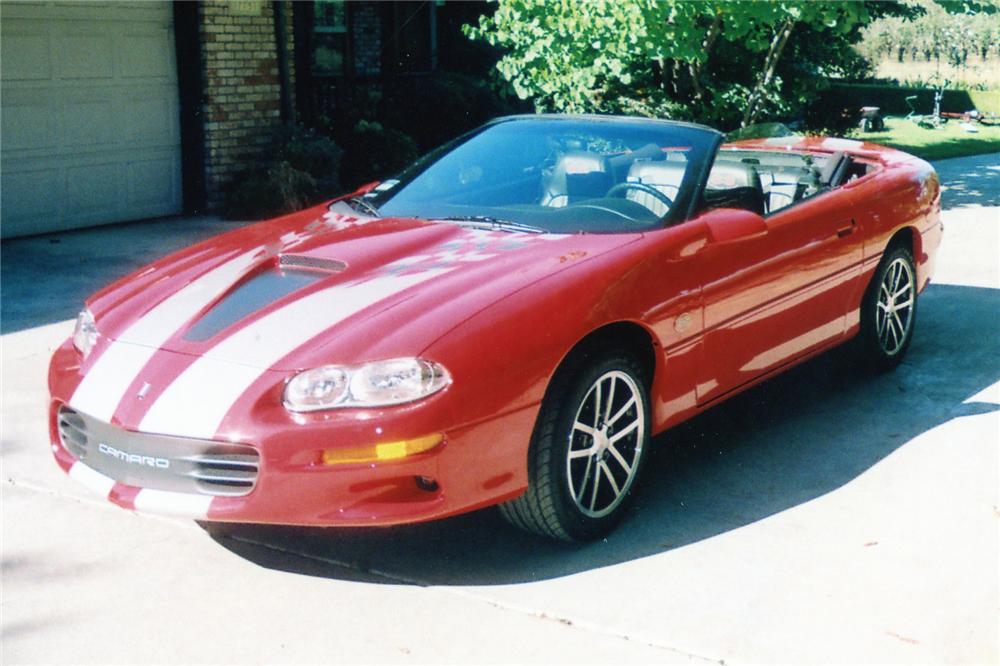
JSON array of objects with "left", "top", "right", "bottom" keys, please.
[{"left": 593, "top": 429, "right": 610, "bottom": 453}]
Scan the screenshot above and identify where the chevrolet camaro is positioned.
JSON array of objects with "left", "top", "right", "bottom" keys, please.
[{"left": 48, "top": 115, "right": 941, "bottom": 541}]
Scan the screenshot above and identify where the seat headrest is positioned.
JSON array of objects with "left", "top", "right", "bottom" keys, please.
[
  {"left": 707, "top": 161, "right": 761, "bottom": 191},
  {"left": 557, "top": 152, "right": 608, "bottom": 175},
  {"left": 627, "top": 160, "right": 687, "bottom": 186}
]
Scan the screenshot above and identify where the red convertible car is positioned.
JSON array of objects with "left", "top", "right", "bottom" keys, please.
[{"left": 48, "top": 115, "right": 941, "bottom": 541}]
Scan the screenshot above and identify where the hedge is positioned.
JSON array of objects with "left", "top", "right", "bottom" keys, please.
[{"left": 821, "top": 83, "right": 1000, "bottom": 116}]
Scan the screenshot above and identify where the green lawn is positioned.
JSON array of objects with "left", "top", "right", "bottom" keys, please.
[{"left": 856, "top": 116, "right": 1000, "bottom": 161}]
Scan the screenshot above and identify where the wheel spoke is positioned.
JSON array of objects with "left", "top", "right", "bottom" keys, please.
[
  {"left": 592, "top": 381, "right": 602, "bottom": 430},
  {"left": 575, "top": 455, "right": 594, "bottom": 501},
  {"left": 608, "top": 396, "right": 636, "bottom": 426},
  {"left": 600, "top": 462, "right": 621, "bottom": 497},
  {"left": 880, "top": 312, "right": 893, "bottom": 347},
  {"left": 891, "top": 262, "right": 904, "bottom": 293},
  {"left": 573, "top": 421, "right": 597, "bottom": 437},
  {"left": 604, "top": 376, "right": 617, "bottom": 424},
  {"left": 607, "top": 443, "right": 633, "bottom": 476},
  {"left": 609, "top": 418, "right": 639, "bottom": 444},
  {"left": 588, "top": 463, "right": 602, "bottom": 510},
  {"left": 886, "top": 315, "right": 900, "bottom": 349},
  {"left": 569, "top": 446, "right": 594, "bottom": 459},
  {"left": 879, "top": 282, "right": 892, "bottom": 305},
  {"left": 892, "top": 283, "right": 912, "bottom": 301},
  {"left": 891, "top": 310, "right": 907, "bottom": 339}
]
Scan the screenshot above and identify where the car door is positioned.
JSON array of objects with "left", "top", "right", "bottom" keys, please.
[{"left": 694, "top": 185, "right": 863, "bottom": 405}]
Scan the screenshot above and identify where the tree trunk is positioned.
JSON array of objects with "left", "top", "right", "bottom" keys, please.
[
  {"left": 689, "top": 11, "right": 722, "bottom": 104},
  {"left": 741, "top": 17, "right": 796, "bottom": 128}
]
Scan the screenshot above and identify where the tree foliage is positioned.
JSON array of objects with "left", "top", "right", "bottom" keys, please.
[{"left": 465, "top": 0, "right": 931, "bottom": 129}]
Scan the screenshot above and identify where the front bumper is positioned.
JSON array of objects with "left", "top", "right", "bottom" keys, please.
[{"left": 48, "top": 340, "right": 536, "bottom": 526}]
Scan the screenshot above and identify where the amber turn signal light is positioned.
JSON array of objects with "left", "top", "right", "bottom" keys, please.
[{"left": 319, "top": 433, "right": 444, "bottom": 465}]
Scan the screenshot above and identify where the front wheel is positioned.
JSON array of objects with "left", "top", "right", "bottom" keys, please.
[
  {"left": 499, "top": 351, "right": 651, "bottom": 541},
  {"left": 858, "top": 245, "right": 918, "bottom": 370}
]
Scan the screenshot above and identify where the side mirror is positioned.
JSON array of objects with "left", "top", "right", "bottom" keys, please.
[
  {"left": 699, "top": 208, "right": 768, "bottom": 243},
  {"left": 354, "top": 180, "right": 381, "bottom": 195}
]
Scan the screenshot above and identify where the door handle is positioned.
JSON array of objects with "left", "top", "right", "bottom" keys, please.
[{"left": 836, "top": 219, "right": 856, "bottom": 238}]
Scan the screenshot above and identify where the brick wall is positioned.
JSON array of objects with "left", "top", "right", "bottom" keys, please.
[{"left": 200, "top": 0, "right": 294, "bottom": 210}]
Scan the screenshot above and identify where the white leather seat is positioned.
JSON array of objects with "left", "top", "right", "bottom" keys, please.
[
  {"left": 541, "top": 152, "right": 612, "bottom": 208},
  {"left": 624, "top": 161, "right": 687, "bottom": 217}
]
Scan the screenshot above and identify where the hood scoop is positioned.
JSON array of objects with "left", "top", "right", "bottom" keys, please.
[
  {"left": 183, "top": 269, "right": 324, "bottom": 342},
  {"left": 278, "top": 254, "right": 346, "bottom": 273}
]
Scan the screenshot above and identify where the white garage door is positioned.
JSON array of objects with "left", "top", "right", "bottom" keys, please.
[{"left": 1, "top": 1, "right": 182, "bottom": 238}]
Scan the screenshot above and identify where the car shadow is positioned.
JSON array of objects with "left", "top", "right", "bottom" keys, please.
[{"left": 204, "top": 283, "right": 999, "bottom": 586}]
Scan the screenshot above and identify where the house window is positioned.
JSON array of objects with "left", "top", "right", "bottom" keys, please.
[{"left": 313, "top": 0, "right": 348, "bottom": 75}]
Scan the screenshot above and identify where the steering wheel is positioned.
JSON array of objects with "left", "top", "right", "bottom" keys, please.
[{"left": 605, "top": 182, "right": 674, "bottom": 209}]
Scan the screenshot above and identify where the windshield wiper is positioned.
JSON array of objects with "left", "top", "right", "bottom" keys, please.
[
  {"left": 348, "top": 196, "right": 380, "bottom": 217},
  {"left": 438, "top": 215, "right": 544, "bottom": 234}
]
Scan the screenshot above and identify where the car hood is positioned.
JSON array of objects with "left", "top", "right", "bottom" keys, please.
[{"left": 89, "top": 203, "right": 639, "bottom": 371}]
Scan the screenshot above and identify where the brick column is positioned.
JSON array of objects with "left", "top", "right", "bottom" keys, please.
[{"left": 199, "top": 1, "right": 295, "bottom": 210}]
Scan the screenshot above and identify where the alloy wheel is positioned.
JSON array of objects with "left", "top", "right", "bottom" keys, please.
[
  {"left": 566, "top": 370, "right": 645, "bottom": 518},
  {"left": 875, "top": 257, "right": 915, "bottom": 356}
]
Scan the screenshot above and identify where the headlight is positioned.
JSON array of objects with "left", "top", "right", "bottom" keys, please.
[
  {"left": 283, "top": 358, "right": 450, "bottom": 411},
  {"left": 73, "top": 308, "right": 98, "bottom": 359}
]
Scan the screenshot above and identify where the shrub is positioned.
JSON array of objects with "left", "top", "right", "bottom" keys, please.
[
  {"left": 307, "top": 72, "right": 520, "bottom": 191},
  {"left": 337, "top": 120, "right": 419, "bottom": 190},
  {"left": 802, "top": 96, "right": 862, "bottom": 137},
  {"left": 271, "top": 124, "right": 343, "bottom": 192},
  {"left": 378, "top": 72, "right": 519, "bottom": 151},
  {"left": 223, "top": 125, "right": 343, "bottom": 220},
  {"left": 817, "top": 83, "right": 998, "bottom": 117}
]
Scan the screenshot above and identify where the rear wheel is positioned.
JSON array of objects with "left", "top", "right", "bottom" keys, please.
[
  {"left": 500, "top": 351, "right": 650, "bottom": 541},
  {"left": 858, "top": 245, "right": 918, "bottom": 370}
]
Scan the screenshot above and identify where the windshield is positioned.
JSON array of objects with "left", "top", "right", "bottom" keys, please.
[{"left": 366, "top": 117, "right": 720, "bottom": 234}]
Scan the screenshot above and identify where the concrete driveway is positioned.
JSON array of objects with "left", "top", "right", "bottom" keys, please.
[{"left": 2, "top": 154, "right": 998, "bottom": 664}]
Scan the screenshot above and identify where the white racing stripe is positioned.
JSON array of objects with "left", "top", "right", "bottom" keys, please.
[
  {"left": 133, "top": 489, "right": 212, "bottom": 519},
  {"left": 68, "top": 461, "right": 116, "bottom": 498},
  {"left": 138, "top": 269, "right": 450, "bottom": 439},
  {"left": 68, "top": 249, "right": 262, "bottom": 421}
]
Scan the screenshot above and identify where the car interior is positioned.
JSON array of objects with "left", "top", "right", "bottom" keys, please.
[
  {"left": 373, "top": 128, "right": 880, "bottom": 234},
  {"left": 536, "top": 145, "right": 875, "bottom": 221},
  {"left": 702, "top": 148, "right": 876, "bottom": 216}
]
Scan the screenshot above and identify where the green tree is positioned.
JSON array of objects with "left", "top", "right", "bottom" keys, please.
[{"left": 466, "top": 0, "right": 889, "bottom": 129}]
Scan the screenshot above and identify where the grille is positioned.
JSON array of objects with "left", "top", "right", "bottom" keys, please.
[
  {"left": 57, "top": 406, "right": 259, "bottom": 497},
  {"left": 278, "top": 254, "right": 347, "bottom": 273}
]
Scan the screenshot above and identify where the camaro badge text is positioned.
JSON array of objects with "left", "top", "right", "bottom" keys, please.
[{"left": 98, "top": 443, "right": 170, "bottom": 469}]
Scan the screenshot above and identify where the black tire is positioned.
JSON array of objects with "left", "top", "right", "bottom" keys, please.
[
  {"left": 857, "top": 245, "right": 918, "bottom": 371},
  {"left": 499, "top": 350, "right": 651, "bottom": 541}
]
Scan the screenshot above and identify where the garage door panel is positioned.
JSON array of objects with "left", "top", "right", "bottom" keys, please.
[
  {"left": 1, "top": 1, "right": 182, "bottom": 238},
  {"left": 0, "top": 90, "right": 56, "bottom": 154},
  {"left": 61, "top": 97, "right": 120, "bottom": 148},
  {"left": 127, "top": 156, "right": 180, "bottom": 209},
  {"left": 0, "top": 21, "right": 52, "bottom": 80},
  {"left": 2, "top": 169, "right": 61, "bottom": 230},
  {"left": 120, "top": 30, "right": 175, "bottom": 79},
  {"left": 4, "top": 1, "right": 48, "bottom": 14},
  {"left": 124, "top": 89, "right": 179, "bottom": 147},
  {"left": 57, "top": 31, "right": 116, "bottom": 80},
  {"left": 65, "top": 162, "right": 121, "bottom": 217}
]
